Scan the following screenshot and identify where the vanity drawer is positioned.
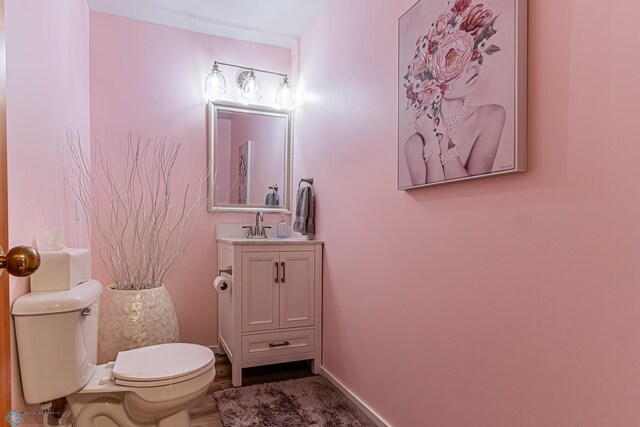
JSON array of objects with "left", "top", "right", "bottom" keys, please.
[{"left": 242, "top": 329, "right": 315, "bottom": 360}]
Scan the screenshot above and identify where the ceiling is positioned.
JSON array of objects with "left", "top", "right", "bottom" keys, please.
[{"left": 87, "top": 0, "right": 327, "bottom": 48}]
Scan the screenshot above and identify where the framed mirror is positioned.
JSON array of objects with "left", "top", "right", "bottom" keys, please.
[{"left": 208, "top": 101, "right": 293, "bottom": 212}]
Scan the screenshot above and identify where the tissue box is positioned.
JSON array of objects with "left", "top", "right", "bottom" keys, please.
[{"left": 30, "top": 248, "right": 91, "bottom": 292}]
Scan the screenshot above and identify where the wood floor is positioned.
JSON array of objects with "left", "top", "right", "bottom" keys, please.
[{"left": 189, "top": 354, "right": 315, "bottom": 427}]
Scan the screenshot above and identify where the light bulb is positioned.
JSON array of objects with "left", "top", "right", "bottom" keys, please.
[
  {"left": 241, "top": 70, "right": 262, "bottom": 100},
  {"left": 205, "top": 63, "right": 226, "bottom": 96},
  {"left": 275, "top": 76, "right": 295, "bottom": 107}
]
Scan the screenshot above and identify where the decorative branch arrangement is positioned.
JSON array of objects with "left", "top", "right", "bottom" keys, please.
[{"left": 67, "top": 132, "right": 206, "bottom": 290}]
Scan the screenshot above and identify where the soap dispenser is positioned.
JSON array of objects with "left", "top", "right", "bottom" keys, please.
[{"left": 277, "top": 214, "right": 288, "bottom": 239}]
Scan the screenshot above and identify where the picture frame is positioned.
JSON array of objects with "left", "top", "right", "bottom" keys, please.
[{"left": 397, "top": 0, "right": 527, "bottom": 190}]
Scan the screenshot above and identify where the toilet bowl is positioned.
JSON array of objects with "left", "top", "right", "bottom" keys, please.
[
  {"left": 67, "top": 343, "right": 215, "bottom": 427},
  {"left": 12, "top": 280, "right": 215, "bottom": 427}
]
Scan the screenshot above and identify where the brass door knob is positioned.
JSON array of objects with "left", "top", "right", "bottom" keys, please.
[{"left": 0, "top": 245, "right": 41, "bottom": 277}]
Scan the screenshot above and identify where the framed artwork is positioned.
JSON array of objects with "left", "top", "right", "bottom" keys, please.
[
  {"left": 398, "top": 0, "right": 527, "bottom": 190},
  {"left": 238, "top": 140, "right": 252, "bottom": 204}
]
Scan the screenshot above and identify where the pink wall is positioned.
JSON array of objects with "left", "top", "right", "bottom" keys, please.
[
  {"left": 297, "top": 0, "right": 640, "bottom": 425},
  {"left": 89, "top": 12, "right": 291, "bottom": 345},
  {"left": 6, "top": 0, "right": 90, "bottom": 410}
]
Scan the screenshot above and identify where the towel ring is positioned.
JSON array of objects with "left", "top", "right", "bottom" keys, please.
[{"left": 298, "top": 177, "right": 314, "bottom": 188}]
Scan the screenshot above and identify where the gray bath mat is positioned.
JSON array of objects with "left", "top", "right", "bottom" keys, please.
[{"left": 213, "top": 375, "right": 376, "bottom": 427}]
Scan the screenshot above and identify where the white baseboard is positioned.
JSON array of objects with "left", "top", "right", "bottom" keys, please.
[
  {"left": 209, "top": 345, "right": 221, "bottom": 354},
  {"left": 319, "top": 366, "right": 391, "bottom": 427}
]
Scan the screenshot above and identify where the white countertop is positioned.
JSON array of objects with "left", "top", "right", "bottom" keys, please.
[
  {"left": 216, "top": 223, "right": 323, "bottom": 244},
  {"left": 217, "top": 237, "right": 324, "bottom": 245}
]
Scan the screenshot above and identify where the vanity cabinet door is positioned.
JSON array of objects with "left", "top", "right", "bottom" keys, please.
[
  {"left": 279, "top": 251, "right": 315, "bottom": 329},
  {"left": 241, "top": 252, "right": 279, "bottom": 332}
]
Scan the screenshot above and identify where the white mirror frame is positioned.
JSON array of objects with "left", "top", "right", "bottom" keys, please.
[{"left": 207, "top": 100, "right": 293, "bottom": 213}]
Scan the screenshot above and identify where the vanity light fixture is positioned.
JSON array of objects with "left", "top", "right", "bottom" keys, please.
[
  {"left": 204, "top": 62, "right": 227, "bottom": 95},
  {"left": 241, "top": 69, "right": 262, "bottom": 100},
  {"left": 205, "top": 61, "right": 295, "bottom": 106},
  {"left": 275, "top": 75, "right": 295, "bottom": 107}
]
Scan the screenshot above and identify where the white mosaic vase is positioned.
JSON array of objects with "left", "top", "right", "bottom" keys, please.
[{"left": 97, "top": 284, "right": 180, "bottom": 364}]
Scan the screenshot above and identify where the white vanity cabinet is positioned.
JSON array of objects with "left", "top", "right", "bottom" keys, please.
[{"left": 217, "top": 239, "right": 323, "bottom": 387}]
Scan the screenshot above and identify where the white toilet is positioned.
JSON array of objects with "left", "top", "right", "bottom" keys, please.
[{"left": 12, "top": 280, "right": 215, "bottom": 427}]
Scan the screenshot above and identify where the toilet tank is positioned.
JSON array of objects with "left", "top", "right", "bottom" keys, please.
[{"left": 12, "top": 280, "right": 103, "bottom": 404}]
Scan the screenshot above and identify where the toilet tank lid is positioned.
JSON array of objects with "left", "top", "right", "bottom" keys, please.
[{"left": 12, "top": 280, "right": 103, "bottom": 316}]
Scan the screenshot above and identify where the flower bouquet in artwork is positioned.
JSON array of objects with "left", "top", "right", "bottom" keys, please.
[{"left": 403, "top": 0, "right": 501, "bottom": 123}]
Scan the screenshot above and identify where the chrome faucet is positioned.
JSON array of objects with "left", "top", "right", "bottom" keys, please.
[
  {"left": 254, "top": 211, "right": 263, "bottom": 236},
  {"left": 243, "top": 211, "right": 269, "bottom": 238}
]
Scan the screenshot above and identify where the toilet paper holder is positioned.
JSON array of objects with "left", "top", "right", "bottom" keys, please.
[{"left": 219, "top": 265, "right": 232, "bottom": 275}]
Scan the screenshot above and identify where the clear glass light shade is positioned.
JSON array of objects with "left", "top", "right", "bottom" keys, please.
[
  {"left": 205, "top": 66, "right": 226, "bottom": 96},
  {"left": 241, "top": 71, "right": 262, "bottom": 100},
  {"left": 275, "top": 78, "right": 295, "bottom": 107}
]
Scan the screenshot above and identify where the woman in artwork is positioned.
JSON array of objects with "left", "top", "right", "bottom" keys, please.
[{"left": 404, "top": 0, "right": 506, "bottom": 185}]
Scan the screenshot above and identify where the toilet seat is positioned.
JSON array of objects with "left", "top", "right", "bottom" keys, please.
[
  {"left": 112, "top": 343, "right": 214, "bottom": 387},
  {"left": 114, "top": 360, "right": 215, "bottom": 387}
]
